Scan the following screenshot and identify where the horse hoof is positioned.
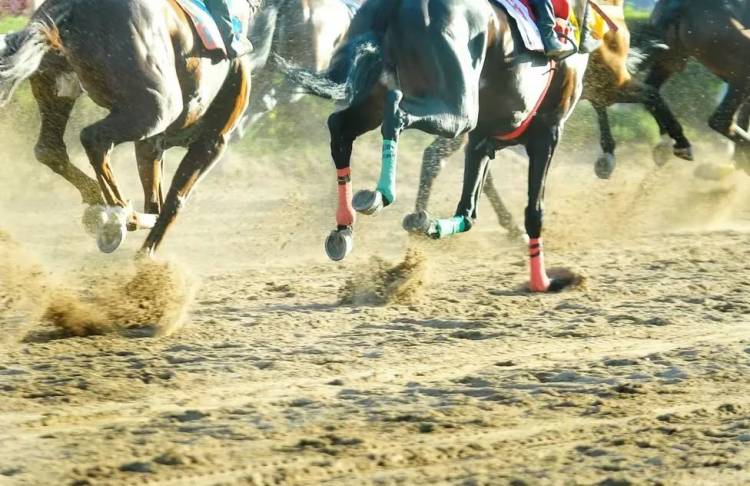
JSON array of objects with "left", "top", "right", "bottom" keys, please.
[
  {"left": 352, "top": 189, "right": 384, "bottom": 215},
  {"left": 325, "top": 228, "right": 353, "bottom": 261},
  {"left": 652, "top": 141, "right": 672, "bottom": 167},
  {"left": 674, "top": 145, "right": 694, "bottom": 161},
  {"left": 694, "top": 163, "right": 734, "bottom": 181},
  {"left": 402, "top": 210, "right": 431, "bottom": 234},
  {"left": 97, "top": 218, "right": 127, "bottom": 254},
  {"left": 594, "top": 153, "right": 616, "bottom": 180},
  {"left": 82, "top": 205, "right": 107, "bottom": 237}
]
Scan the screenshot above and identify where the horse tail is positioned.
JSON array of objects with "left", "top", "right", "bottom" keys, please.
[
  {"left": 0, "top": 21, "right": 57, "bottom": 106},
  {"left": 275, "top": 33, "right": 383, "bottom": 104}
]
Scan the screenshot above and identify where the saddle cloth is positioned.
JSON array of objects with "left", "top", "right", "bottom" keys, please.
[
  {"left": 491, "top": 0, "right": 608, "bottom": 53},
  {"left": 174, "top": 0, "right": 238, "bottom": 54}
]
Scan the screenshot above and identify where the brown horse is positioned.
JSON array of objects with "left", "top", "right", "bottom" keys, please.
[
  {"left": 0, "top": 0, "right": 256, "bottom": 255},
  {"left": 645, "top": 0, "right": 750, "bottom": 173}
]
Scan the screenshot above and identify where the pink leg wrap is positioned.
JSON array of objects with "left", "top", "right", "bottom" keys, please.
[
  {"left": 336, "top": 168, "right": 356, "bottom": 227},
  {"left": 528, "top": 238, "right": 551, "bottom": 292}
]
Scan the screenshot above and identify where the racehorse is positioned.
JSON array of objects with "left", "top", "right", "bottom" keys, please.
[
  {"left": 0, "top": 0, "right": 257, "bottom": 256},
  {"left": 281, "top": 0, "right": 596, "bottom": 292},
  {"left": 646, "top": 0, "right": 750, "bottom": 173},
  {"left": 411, "top": 0, "right": 696, "bottom": 240},
  {"left": 234, "top": 0, "right": 361, "bottom": 136}
]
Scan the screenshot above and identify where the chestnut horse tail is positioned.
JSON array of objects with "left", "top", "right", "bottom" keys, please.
[{"left": 0, "top": 0, "right": 71, "bottom": 107}]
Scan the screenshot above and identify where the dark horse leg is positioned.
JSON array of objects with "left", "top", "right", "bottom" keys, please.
[
  {"left": 643, "top": 50, "right": 694, "bottom": 166},
  {"left": 524, "top": 122, "right": 565, "bottom": 292},
  {"left": 141, "top": 60, "right": 249, "bottom": 256},
  {"left": 29, "top": 63, "right": 102, "bottom": 207},
  {"left": 406, "top": 135, "right": 521, "bottom": 238},
  {"left": 322, "top": 88, "right": 386, "bottom": 261},
  {"left": 592, "top": 103, "right": 617, "bottom": 179}
]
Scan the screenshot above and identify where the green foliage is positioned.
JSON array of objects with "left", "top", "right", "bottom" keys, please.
[{"left": 0, "top": 16, "right": 27, "bottom": 34}]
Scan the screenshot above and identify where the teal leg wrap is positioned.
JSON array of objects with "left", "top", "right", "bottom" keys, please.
[
  {"left": 376, "top": 139, "right": 398, "bottom": 205},
  {"left": 435, "top": 216, "right": 470, "bottom": 239}
]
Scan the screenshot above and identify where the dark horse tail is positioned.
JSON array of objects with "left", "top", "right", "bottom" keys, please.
[
  {"left": 0, "top": 3, "right": 70, "bottom": 105},
  {"left": 275, "top": 0, "right": 401, "bottom": 105}
]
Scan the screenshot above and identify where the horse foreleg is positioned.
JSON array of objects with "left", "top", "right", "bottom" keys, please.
[
  {"left": 324, "top": 89, "right": 384, "bottom": 261},
  {"left": 592, "top": 104, "right": 617, "bottom": 179},
  {"left": 141, "top": 137, "right": 225, "bottom": 257},
  {"left": 524, "top": 123, "right": 560, "bottom": 293},
  {"left": 643, "top": 52, "right": 693, "bottom": 164}
]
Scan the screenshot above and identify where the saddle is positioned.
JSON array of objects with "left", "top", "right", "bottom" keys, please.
[{"left": 173, "top": 0, "right": 238, "bottom": 54}]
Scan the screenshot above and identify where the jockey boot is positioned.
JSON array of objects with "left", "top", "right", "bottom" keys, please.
[
  {"left": 205, "top": 0, "right": 253, "bottom": 58},
  {"left": 532, "top": 0, "right": 575, "bottom": 60},
  {"left": 578, "top": 1, "right": 601, "bottom": 53}
]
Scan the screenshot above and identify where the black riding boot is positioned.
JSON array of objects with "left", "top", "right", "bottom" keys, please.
[
  {"left": 205, "top": 0, "right": 253, "bottom": 58},
  {"left": 531, "top": 0, "right": 575, "bottom": 60}
]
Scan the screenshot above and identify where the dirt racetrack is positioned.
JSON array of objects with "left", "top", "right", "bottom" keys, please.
[{"left": 1, "top": 123, "right": 750, "bottom": 485}]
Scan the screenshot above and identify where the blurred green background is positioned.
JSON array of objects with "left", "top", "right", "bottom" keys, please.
[{"left": 0, "top": 8, "right": 726, "bottom": 161}]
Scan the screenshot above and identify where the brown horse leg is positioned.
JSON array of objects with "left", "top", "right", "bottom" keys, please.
[
  {"left": 140, "top": 137, "right": 225, "bottom": 256},
  {"left": 29, "top": 73, "right": 102, "bottom": 206},
  {"left": 80, "top": 112, "right": 144, "bottom": 209},
  {"left": 135, "top": 140, "right": 165, "bottom": 215}
]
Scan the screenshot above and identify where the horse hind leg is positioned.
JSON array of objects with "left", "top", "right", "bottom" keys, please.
[
  {"left": 403, "top": 135, "right": 466, "bottom": 233},
  {"left": 29, "top": 70, "right": 101, "bottom": 206}
]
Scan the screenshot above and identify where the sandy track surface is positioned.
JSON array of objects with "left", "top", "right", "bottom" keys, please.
[{"left": 1, "top": 133, "right": 750, "bottom": 485}]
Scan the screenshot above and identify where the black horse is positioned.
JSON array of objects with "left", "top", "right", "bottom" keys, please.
[
  {"left": 646, "top": 0, "right": 750, "bottom": 173},
  {"left": 282, "top": 0, "right": 596, "bottom": 292}
]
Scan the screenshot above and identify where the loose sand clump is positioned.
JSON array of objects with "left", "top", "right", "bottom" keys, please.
[
  {"left": 0, "top": 229, "right": 194, "bottom": 341},
  {"left": 339, "top": 248, "right": 427, "bottom": 306},
  {"left": 43, "top": 260, "right": 194, "bottom": 338}
]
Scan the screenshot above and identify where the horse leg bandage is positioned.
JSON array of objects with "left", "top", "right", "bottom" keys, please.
[
  {"left": 529, "top": 238, "right": 551, "bottom": 292},
  {"left": 376, "top": 139, "right": 398, "bottom": 205},
  {"left": 336, "top": 168, "right": 355, "bottom": 227},
  {"left": 435, "top": 216, "right": 470, "bottom": 239}
]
